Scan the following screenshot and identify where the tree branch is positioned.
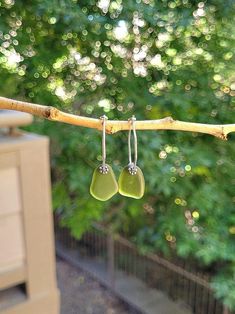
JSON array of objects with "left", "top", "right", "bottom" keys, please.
[{"left": 0, "top": 96, "right": 235, "bottom": 139}]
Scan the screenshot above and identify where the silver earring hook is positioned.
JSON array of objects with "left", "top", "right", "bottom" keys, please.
[
  {"left": 99, "top": 115, "right": 109, "bottom": 174},
  {"left": 128, "top": 121, "right": 132, "bottom": 166},
  {"left": 128, "top": 115, "right": 138, "bottom": 175}
]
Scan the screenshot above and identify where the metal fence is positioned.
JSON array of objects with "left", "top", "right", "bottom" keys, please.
[{"left": 55, "top": 223, "right": 231, "bottom": 314}]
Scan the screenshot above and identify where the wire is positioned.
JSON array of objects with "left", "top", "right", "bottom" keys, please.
[{"left": 128, "top": 115, "right": 138, "bottom": 173}]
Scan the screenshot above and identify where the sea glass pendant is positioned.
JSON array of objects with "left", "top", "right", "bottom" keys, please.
[
  {"left": 90, "top": 115, "right": 118, "bottom": 201},
  {"left": 118, "top": 163, "right": 145, "bottom": 199},
  {"left": 90, "top": 164, "right": 118, "bottom": 201},
  {"left": 118, "top": 116, "right": 145, "bottom": 199}
]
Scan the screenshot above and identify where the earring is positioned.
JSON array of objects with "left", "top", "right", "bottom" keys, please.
[
  {"left": 118, "top": 116, "right": 145, "bottom": 199},
  {"left": 90, "top": 115, "right": 118, "bottom": 201}
]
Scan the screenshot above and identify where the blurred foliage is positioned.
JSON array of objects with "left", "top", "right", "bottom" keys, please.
[{"left": 0, "top": 0, "right": 235, "bottom": 308}]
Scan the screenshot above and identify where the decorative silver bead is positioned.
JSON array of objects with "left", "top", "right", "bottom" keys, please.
[
  {"left": 128, "top": 163, "right": 137, "bottom": 175},
  {"left": 99, "top": 164, "right": 109, "bottom": 174}
]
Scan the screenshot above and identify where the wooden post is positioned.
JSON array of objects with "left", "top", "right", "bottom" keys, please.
[
  {"left": 107, "top": 231, "right": 115, "bottom": 289},
  {"left": 223, "top": 306, "right": 230, "bottom": 314}
]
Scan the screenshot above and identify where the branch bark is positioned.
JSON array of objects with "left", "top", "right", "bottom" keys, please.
[{"left": 0, "top": 96, "right": 235, "bottom": 139}]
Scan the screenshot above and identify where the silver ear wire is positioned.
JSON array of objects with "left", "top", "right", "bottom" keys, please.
[
  {"left": 99, "top": 115, "right": 109, "bottom": 174},
  {"left": 128, "top": 115, "right": 138, "bottom": 175}
]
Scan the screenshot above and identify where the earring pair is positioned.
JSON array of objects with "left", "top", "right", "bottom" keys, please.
[{"left": 90, "top": 115, "right": 145, "bottom": 201}]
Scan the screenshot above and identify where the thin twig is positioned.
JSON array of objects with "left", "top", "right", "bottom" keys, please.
[{"left": 0, "top": 96, "right": 234, "bottom": 139}]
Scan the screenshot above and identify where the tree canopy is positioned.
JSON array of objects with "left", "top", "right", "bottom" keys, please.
[{"left": 0, "top": 0, "right": 235, "bottom": 308}]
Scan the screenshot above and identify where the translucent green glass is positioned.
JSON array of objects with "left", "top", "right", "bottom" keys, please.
[
  {"left": 118, "top": 165, "right": 145, "bottom": 199},
  {"left": 90, "top": 164, "right": 118, "bottom": 201}
]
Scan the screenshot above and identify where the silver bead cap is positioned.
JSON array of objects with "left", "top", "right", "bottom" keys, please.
[
  {"left": 99, "top": 164, "right": 109, "bottom": 174},
  {"left": 128, "top": 163, "right": 137, "bottom": 175}
]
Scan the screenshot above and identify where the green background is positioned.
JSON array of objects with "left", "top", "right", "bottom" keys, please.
[{"left": 0, "top": 0, "right": 235, "bottom": 308}]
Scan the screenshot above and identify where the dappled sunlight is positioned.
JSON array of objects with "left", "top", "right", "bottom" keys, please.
[{"left": 0, "top": 0, "right": 235, "bottom": 312}]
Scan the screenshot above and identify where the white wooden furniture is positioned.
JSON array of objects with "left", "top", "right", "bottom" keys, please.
[{"left": 0, "top": 111, "right": 59, "bottom": 314}]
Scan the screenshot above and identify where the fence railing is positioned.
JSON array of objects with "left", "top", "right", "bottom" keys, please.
[{"left": 55, "top": 222, "right": 231, "bottom": 314}]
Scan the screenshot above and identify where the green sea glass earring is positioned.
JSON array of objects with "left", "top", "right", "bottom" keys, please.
[
  {"left": 90, "top": 115, "right": 118, "bottom": 201},
  {"left": 118, "top": 116, "right": 145, "bottom": 199}
]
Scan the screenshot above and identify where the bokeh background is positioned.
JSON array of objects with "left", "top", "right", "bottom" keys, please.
[{"left": 0, "top": 0, "right": 235, "bottom": 310}]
